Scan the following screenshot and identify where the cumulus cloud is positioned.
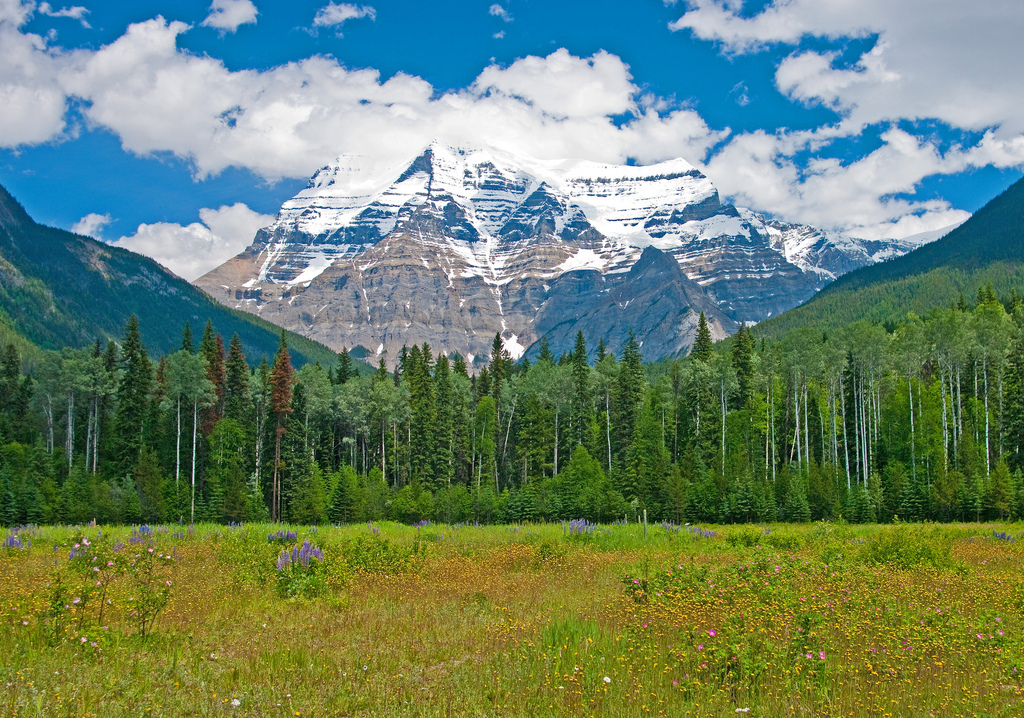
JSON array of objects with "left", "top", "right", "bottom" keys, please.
[
  {"left": 705, "top": 126, "right": 978, "bottom": 239},
  {"left": 71, "top": 212, "right": 111, "bottom": 238},
  {"left": 670, "top": 0, "right": 1024, "bottom": 136},
  {"left": 312, "top": 2, "right": 374, "bottom": 32},
  {"left": 29, "top": 23, "right": 720, "bottom": 180},
  {"left": 474, "top": 49, "right": 635, "bottom": 118},
  {"left": 113, "top": 203, "right": 274, "bottom": 280},
  {"left": 667, "top": 0, "right": 1024, "bottom": 236},
  {"left": 489, "top": 4, "right": 512, "bottom": 22},
  {"left": 0, "top": 4, "right": 72, "bottom": 146},
  {"left": 201, "top": 0, "right": 258, "bottom": 33},
  {"left": 2, "top": 4, "right": 1022, "bottom": 243},
  {"left": 37, "top": 2, "right": 90, "bottom": 28}
]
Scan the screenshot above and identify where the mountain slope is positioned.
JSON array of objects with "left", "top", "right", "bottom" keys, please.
[
  {"left": 0, "top": 183, "right": 340, "bottom": 367},
  {"left": 754, "top": 176, "right": 1024, "bottom": 337},
  {"left": 197, "top": 142, "right": 927, "bottom": 363}
]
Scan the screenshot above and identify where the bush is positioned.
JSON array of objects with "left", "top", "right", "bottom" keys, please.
[{"left": 859, "top": 525, "right": 956, "bottom": 569}]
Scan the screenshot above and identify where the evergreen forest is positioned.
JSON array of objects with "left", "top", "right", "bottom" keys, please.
[{"left": 4, "top": 284, "right": 1024, "bottom": 528}]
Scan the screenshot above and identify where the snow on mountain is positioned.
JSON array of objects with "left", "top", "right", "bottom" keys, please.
[{"left": 196, "top": 141, "right": 943, "bottom": 362}]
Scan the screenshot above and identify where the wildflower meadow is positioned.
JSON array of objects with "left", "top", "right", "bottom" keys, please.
[{"left": 2, "top": 520, "right": 1023, "bottom": 716}]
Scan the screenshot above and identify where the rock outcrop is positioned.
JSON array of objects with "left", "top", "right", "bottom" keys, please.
[{"left": 195, "top": 142, "right": 933, "bottom": 364}]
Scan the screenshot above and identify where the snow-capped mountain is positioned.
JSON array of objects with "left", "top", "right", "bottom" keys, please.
[{"left": 195, "top": 142, "right": 934, "bottom": 364}]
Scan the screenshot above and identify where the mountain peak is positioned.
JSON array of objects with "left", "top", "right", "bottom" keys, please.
[
  {"left": 196, "top": 144, "right": 939, "bottom": 364},
  {"left": 0, "top": 184, "right": 33, "bottom": 238}
]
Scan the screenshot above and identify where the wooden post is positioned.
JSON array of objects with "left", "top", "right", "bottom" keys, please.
[{"left": 643, "top": 509, "right": 647, "bottom": 539}]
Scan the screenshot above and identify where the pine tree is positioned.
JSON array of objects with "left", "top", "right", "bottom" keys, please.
[
  {"left": 732, "top": 323, "right": 755, "bottom": 408},
  {"left": 538, "top": 336, "right": 555, "bottom": 365},
  {"left": 113, "top": 315, "right": 153, "bottom": 475},
  {"left": 569, "top": 331, "right": 593, "bottom": 449},
  {"left": 336, "top": 348, "right": 353, "bottom": 384},
  {"left": 270, "top": 331, "right": 295, "bottom": 522},
  {"left": 224, "top": 334, "right": 252, "bottom": 422},
  {"left": 434, "top": 354, "right": 454, "bottom": 487},
  {"left": 611, "top": 330, "right": 644, "bottom": 466},
  {"left": 181, "top": 321, "right": 195, "bottom": 353},
  {"left": 199, "top": 321, "right": 227, "bottom": 433},
  {"left": 691, "top": 312, "right": 714, "bottom": 362}
]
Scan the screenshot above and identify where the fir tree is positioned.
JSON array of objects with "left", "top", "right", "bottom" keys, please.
[
  {"left": 691, "top": 312, "right": 714, "bottom": 362},
  {"left": 336, "top": 348, "right": 353, "bottom": 384},
  {"left": 434, "top": 354, "right": 454, "bottom": 487},
  {"left": 199, "top": 321, "right": 227, "bottom": 433},
  {"left": 611, "top": 330, "right": 644, "bottom": 465},
  {"left": 731, "top": 323, "right": 756, "bottom": 408},
  {"left": 181, "top": 321, "right": 195, "bottom": 353},
  {"left": 113, "top": 315, "right": 153, "bottom": 475},
  {"left": 224, "top": 334, "right": 252, "bottom": 422},
  {"left": 538, "top": 336, "right": 554, "bottom": 365},
  {"left": 569, "top": 331, "right": 593, "bottom": 449},
  {"left": 270, "top": 331, "right": 295, "bottom": 522}
]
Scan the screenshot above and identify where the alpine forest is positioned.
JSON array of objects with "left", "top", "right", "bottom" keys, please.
[{"left": 3, "top": 281, "right": 1024, "bottom": 529}]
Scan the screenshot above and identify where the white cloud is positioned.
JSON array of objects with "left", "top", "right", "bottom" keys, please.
[
  {"left": 71, "top": 212, "right": 111, "bottom": 238},
  {"left": 113, "top": 203, "right": 273, "bottom": 280},
  {"left": 37, "top": 2, "right": 90, "bottom": 28},
  {"left": 492, "top": 30, "right": 504, "bottom": 40},
  {"left": 201, "top": 0, "right": 258, "bottom": 33},
  {"left": 489, "top": 4, "right": 512, "bottom": 22},
  {"left": 1, "top": 5, "right": 1021, "bottom": 245},
  {"left": 705, "top": 126, "right": 978, "bottom": 239},
  {"left": 312, "top": 2, "right": 374, "bottom": 31},
  {"left": 667, "top": 0, "right": 1024, "bottom": 236},
  {"left": 42, "top": 24, "right": 722, "bottom": 180},
  {"left": 474, "top": 48, "right": 634, "bottom": 118},
  {"left": 0, "top": 3, "right": 72, "bottom": 146},
  {"left": 670, "top": 0, "right": 1024, "bottom": 136}
]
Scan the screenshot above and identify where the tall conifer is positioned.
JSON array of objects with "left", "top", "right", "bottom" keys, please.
[
  {"left": 114, "top": 315, "right": 153, "bottom": 474},
  {"left": 270, "top": 331, "right": 295, "bottom": 522}
]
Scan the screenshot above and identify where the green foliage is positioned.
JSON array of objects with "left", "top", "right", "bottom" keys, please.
[{"left": 859, "top": 525, "right": 958, "bottom": 570}]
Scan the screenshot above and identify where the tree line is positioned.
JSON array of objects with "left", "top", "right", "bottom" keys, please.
[{"left": 2, "top": 285, "right": 1024, "bottom": 527}]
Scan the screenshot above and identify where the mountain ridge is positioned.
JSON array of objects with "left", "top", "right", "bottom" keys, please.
[
  {"left": 0, "top": 182, "right": 342, "bottom": 368},
  {"left": 196, "top": 141, "right": 946, "bottom": 363},
  {"left": 753, "top": 176, "right": 1024, "bottom": 337}
]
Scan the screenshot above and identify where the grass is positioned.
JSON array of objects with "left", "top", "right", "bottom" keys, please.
[{"left": 1, "top": 520, "right": 1023, "bottom": 716}]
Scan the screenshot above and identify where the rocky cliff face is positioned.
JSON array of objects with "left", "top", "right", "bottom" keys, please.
[{"left": 195, "top": 142, "right": 929, "bottom": 364}]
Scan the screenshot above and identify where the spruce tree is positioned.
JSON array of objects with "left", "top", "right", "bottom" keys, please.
[
  {"left": 731, "top": 323, "right": 755, "bottom": 408},
  {"left": 569, "top": 331, "right": 593, "bottom": 449},
  {"left": 611, "top": 330, "right": 644, "bottom": 466},
  {"left": 408, "top": 344, "right": 437, "bottom": 490},
  {"left": 113, "top": 315, "right": 153, "bottom": 475},
  {"left": 538, "top": 336, "right": 554, "bottom": 365},
  {"left": 336, "top": 348, "right": 353, "bottom": 384},
  {"left": 434, "top": 354, "right": 454, "bottom": 487},
  {"left": 224, "top": 334, "right": 252, "bottom": 422},
  {"left": 691, "top": 312, "right": 714, "bottom": 362},
  {"left": 199, "top": 321, "right": 227, "bottom": 432},
  {"left": 270, "top": 331, "right": 295, "bottom": 522},
  {"left": 181, "top": 321, "right": 194, "bottom": 353}
]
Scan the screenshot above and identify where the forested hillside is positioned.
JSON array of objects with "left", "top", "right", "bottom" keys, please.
[
  {"left": 757, "top": 176, "right": 1024, "bottom": 337},
  {"left": 2, "top": 283, "right": 1024, "bottom": 527},
  {"left": 0, "top": 183, "right": 339, "bottom": 368}
]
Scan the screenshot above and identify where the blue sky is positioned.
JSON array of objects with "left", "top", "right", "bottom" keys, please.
[{"left": 1, "top": 0, "right": 1022, "bottom": 279}]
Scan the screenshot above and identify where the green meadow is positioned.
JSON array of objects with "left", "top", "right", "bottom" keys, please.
[{"left": 2, "top": 520, "right": 1023, "bottom": 717}]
